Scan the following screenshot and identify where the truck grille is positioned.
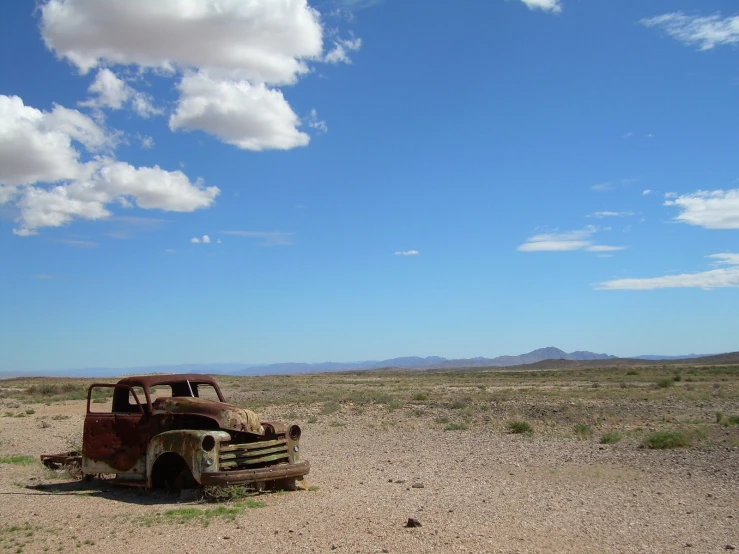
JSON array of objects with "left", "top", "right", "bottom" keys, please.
[{"left": 219, "top": 438, "right": 289, "bottom": 470}]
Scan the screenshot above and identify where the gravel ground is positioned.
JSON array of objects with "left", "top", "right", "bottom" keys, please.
[{"left": 0, "top": 400, "right": 737, "bottom": 553}]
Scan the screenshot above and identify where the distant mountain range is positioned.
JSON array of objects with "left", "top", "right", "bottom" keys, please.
[{"left": 2, "top": 347, "right": 726, "bottom": 379}]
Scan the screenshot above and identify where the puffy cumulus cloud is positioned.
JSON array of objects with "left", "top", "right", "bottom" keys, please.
[
  {"left": 191, "top": 234, "right": 211, "bottom": 244},
  {"left": 666, "top": 189, "right": 739, "bottom": 229},
  {"left": 169, "top": 73, "right": 309, "bottom": 151},
  {"left": 39, "top": 0, "right": 363, "bottom": 149},
  {"left": 520, "top": 0, "right": 562, "bottom": 14},
  {"left": 640, "top": 12, "right": 739, "bottom": 51},
  {"left": 518, "top": 227, "right": 625, "bottom": 253},
  {"left": 0, "top": 94, "right": 219, "bottom": 236},
  {"left": 40, "top": 0, "right": 323, "bottom": 85},
  {"left": 596, "top": 254, "right": 739, "bottom": 291},
  {"left": 0, "top": 95, "right": 111, "bottom": 189},
  {"left": 13, "top": 161, "right": 218, "bottom": 236},
  {"left": 395, "top": 250, "right": 419, "bottom": 256},
  {"left": 80, "top": 68, "right": 160, "bottom": 117}
]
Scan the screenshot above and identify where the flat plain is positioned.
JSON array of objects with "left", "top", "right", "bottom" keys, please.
[{"left": 0, "top": 362, "right": 738, "bottom": 553}]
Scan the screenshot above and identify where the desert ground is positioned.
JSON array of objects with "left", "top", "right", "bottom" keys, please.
[{"left": 0, "top": 363, "right": 738, "bottom": 553}]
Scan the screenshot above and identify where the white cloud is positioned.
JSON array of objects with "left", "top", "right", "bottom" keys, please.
[
  {"left": 586, "top": 245, "right": 627, "bottom": 253},
  {"left": 12, "top": 161, "right": 218, "bottom": 235},
  {"left": 666, "top": 189, "right": 739, "bottom": 229},
  {"left": 139, "top": 135, "right": 154, "bottom": 149},
  {"left": 622, "top": 132, "right": 633, "bottom": 139},
  {"left": 643, "top": 189, "right": 652, "bottom": 195},
  {"left": 0, "top": 95, "right": 111, "bottom": 189},
  {"left": 640, "top": 12, "right": 739, "bottom": 51},
  {"left": 395, "top": 250, "right": 419, "bottom": 256},
  {"left": 40, "top": 0, "right": 324, "bottom": 85},
  {"left": 169, "top": 73, "right": 309, "bottom": 151},
  {"left": 191, "top": 234, "right": 211, "bottom": 244},
  {"left": 589, "top": 211, "right": 635, "bottom": 218},
  {"left": 591, "top": 182, "right": 615, "bottom": 192},
  {"left": 39, "top": 0, "right": 363, "bottom": 152},
  {"left": 519, "top": 0, "right": 562, "bottom": 14},
  {"left": 80, "top": 68, "right": 161, "bottom": 118},
  {"left": 307, "top": 109, "right": 328, "bottom": 133},
  {"left": 518, "top": 227, "right": 625, "bottom": 253},
  {"left": 597, "top": 253, "right": 739, "bottom": 290},
  {"left": 324, "top": 36, "right": 362, "bottom": 64},
  {"left": 221, "top": 230, "right": 294, "bottom": 246},
  {"left": 0, "top": 94, "right": 219, "bottom": 235}
]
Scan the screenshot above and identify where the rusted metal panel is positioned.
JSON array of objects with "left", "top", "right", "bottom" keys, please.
[{"left": 40, "top": 452, "right": 81, "bottom": 470}]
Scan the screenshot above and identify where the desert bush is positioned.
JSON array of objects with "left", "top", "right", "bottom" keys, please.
[
  {"left": 435, "top": 415, "right": 450, "bottom": 424},
  {"left": 656, "top": 378, "right": 674, "bottom": 389},
  {"left": 718, "top": 412, "right": 739, "bottom": 426},
  {"left": 444, "top": 423, "right": 469, "bottom": 431},
  {"left": 599, "top": 431, "right": 622, "bottom": 444},
  {"left": 643, "top": 430, "right": 689, "bottom": 449},
  {"left": 412, "top": 392, "right": 429, "bottom": 402},
  {"left": 0, "top": 455, "right": 36, "bottom": 465},
  {"left": 573, "top": 423, "right": 593, "bottom": 440},
  {"left": 320, "top": 402, "right": 339, "bottom": 415},
  {"left": 673, "top": 374, "right": 682, "bottom": 382},
  {"left": 507, "top": 421, "right": 533, "bottom": 435},
  {"left": 626, "top": 370, "right": 639, "bottom": 376}
]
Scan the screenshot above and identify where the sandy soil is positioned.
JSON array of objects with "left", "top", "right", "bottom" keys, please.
[{"left": 0, "top": 399, "right": 737, "bottom": 553}]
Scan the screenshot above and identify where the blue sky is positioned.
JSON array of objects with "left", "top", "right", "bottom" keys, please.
[{"left": 1, "top": 0, "right": 738, "bottom": 373}]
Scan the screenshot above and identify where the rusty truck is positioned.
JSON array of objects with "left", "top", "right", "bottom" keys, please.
[{"left": 41, "top": 374, "right": 309, "bottom": 492}]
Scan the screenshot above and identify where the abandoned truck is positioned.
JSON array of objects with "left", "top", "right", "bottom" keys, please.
[{"left": 41, "top": 374, "right": 309, "bottom": 491}]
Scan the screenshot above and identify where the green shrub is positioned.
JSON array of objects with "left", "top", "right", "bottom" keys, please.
[
  {"left": 626, "top": 370, "right": 639, "bottom": 376},
  {"left": 573, "top": 423, "right": 593, "bottom": 440},
  {"left": 673, "top": 374, "right": 682, "bottom": 382},
  {"left": 412, "top": 392, "right": 429, "bottom": 402},
  {"left": 444, "top": 422, "right": 468, "bottom": 431},
  {"left": 0, "top": 455, "right": 36, "bottom": 465},
  {"left": 643, "top": 430, "right": 689, "bottom": 449},
  {"left": 599, "top": 431, "right": 622, "bottom": 444},
  {"left": 656, "top": 378, "right": 674, "bottom": 389},
  {"left": 507, "top": 421, "right": 533, "bottom": 435}
]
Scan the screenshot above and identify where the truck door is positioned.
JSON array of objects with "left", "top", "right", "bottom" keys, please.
[{"left": 83, "top": 384, "right": 149, "bottom": 476}]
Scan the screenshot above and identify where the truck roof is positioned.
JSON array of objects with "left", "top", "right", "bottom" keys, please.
[{"left": 116, "top": 373, "right": 219, "bottom": 389}]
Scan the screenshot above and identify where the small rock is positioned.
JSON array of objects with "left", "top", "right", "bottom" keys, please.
[
  {"left": 395, "top": 479, "right": 406, "bottom": 484},
  {"left": 685, "top": 543, "right": 693, "bottom": 548},
  {"left": 725, "top": 545, "right": 736, "bottom": 551},
  {"left": 382, "top": 549, "right": 389, "bottom": 553},
  {"left": 405, "top": 517, "right": 422, "bottom": 528},
  {"left": 222, "top": 536, "right": 230, "bottom": 540},
  {"left": 412, "top": 483, "right": 424, "bottom": 489}
]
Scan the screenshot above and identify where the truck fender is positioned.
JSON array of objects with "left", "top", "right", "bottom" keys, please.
[{"left": 146, "top": 430, "right": 231, "bottom": 487}]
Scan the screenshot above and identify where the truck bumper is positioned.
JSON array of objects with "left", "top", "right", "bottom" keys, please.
[{"left": 199, "top": 460, "right": 310, "bottom": 487}]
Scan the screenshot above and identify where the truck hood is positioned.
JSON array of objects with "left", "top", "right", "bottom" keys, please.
[{"left": 151, "top": 397, "right": 264, "bottom": 435}]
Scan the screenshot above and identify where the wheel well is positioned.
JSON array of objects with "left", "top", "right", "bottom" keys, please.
[{"left": 150, "top": 452, "right": 194, "bottom": 490}]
